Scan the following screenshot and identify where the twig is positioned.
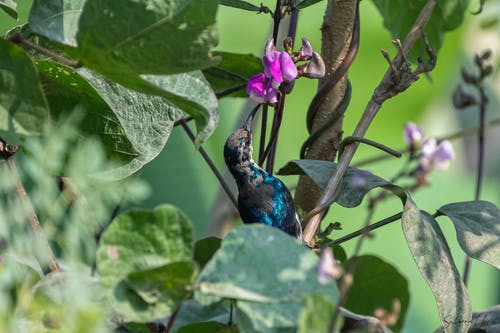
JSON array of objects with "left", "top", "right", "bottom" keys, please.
[
  {"left": 322, "top": 212, "right": 402, "bottom": 248},
  {"left": 338, "top": 136, "right": 401, "bottom": 160},
  {"left": 215, "top": 83, "right": 247, "bottom": 99},
  {"left": 302, "top": 0, "right": 437, "bottom": 246},
  {"left": 0, "top": 141, "right": 60, "bottom": 273},
  {"left": 258, "top": 105, "right": 269, "bottom": 164},
  {"left": 178, "top": 119, "right": 238, "bottom": 209},
  {"left": 165, "top": 305, "right": 181, "bottom": 333},
  {"left": 9, "top": 34, "right": 79, "bottom": 68}
]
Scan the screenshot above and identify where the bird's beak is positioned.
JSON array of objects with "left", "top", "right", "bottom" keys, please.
[{"left": 244, "top": 105, "right": 260, "bottom": 131}]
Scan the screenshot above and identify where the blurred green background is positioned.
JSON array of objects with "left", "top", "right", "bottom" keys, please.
[{"left": 1, "top": 1, "right": 499, "bottom": 332}]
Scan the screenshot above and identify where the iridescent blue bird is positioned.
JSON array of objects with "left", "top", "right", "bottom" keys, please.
[{"left": 223, "top": 109, "right": 302, "bottom": 238}]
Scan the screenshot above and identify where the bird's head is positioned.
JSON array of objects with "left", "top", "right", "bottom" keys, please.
[{"left": 223, "top": 107, "right": 257, "bottom": 171}]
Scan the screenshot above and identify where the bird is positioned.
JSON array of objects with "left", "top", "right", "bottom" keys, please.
[{"left": 223, "top": 108, "right": 302, "bottom": 239}]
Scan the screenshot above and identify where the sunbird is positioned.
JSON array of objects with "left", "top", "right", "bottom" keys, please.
[{"left": 223, "top": 108, "right": 302, "bottom": 239}]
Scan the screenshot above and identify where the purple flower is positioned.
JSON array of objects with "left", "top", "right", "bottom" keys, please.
[
  {"left": 263, "top": 39, "right": 298, "bottom": 87},
  {"left": 246, "top": 73, "right": 278, "bottom": 104},
  {"left": 404, "top": 123, "right": 424, "bottom": 147},
  {"left": 299, "top": 38, "right": 314, "bottom": 59},
  {"left": 317, "top": 247, "right": 343, "bottom": 284},
  {"left": 419, "top": 138, "right": 455, "bottom": 171},
  {"left": 298, "top": 51, "right": 325, "bottom": 79}
]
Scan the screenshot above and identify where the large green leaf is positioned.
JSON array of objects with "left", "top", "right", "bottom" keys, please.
[
  {"left": 75, "top": 68, "right": 186, "bottom": 179},
  {"left": 195, "top": 224, "right": 338, "bottom": 333},
  {"left": 96, "top": 204, "right": 194, "bottom": 288},
  {"left": 402, "top": 199, "right": 471, "bottom": 333},
  {"left": 0, "top": 0, "right": 17, "bottom": 19},
  {"left": 29, "top": 1, "right": 220, "bottom": 146},
  {"left": 203, "top": 51, "right": 262, "bottom": 98},
  {"left": 342, "top": 255, "right": 410, "bottom": 332},
  {"left": 278, "top": 160, "right": 406, "bottom": 208},
  {"left": 96, "top": 205, "right": 195, "bottom": 322},
  {"left": 437, "top": 200, "right": 500, "bottom": 269},
  {"left": 0, "top": 38, "right": 49, "bottom": 142},
  {"left": 28, "top": 0, "right": 85, "bottom": 47},
  {"left": 371, "top": 0, "right": 470, "bottom": 61},
  {"left": 36, "top": 60, "right": 139, "bottom": 165},
  {"left": 109, "top": 261, "right": 198, "bottom": 322},
  {"left": 295, "top": 0, "right": 324, "bottom": 9}
]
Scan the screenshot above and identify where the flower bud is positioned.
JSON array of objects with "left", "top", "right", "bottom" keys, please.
[
  {"left": 299, "top": 51, "right": 325, "bottom": 79},
  {"left": 298, "top": 38, "right": 314, "bottom": 59}
]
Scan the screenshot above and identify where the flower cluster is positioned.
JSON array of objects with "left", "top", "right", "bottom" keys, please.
[
  {"left": 247, "top": 38, "right": 325, "bottom": 104},
  {"left": 404, "top": 123, "right": 455, "bottom": 183}
]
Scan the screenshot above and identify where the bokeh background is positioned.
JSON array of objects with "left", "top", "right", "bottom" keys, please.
[{"left": 2, "top": 1, "right": 499, "bottom": 331}]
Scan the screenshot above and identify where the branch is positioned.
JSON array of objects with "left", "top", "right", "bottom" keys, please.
[
  {"left": 9, "top": 34, "right": 79, "bottom": 68},
  {"left": 302, "top": 0, "right": 437, "bottom": 246},
  {"left": 0, "top": 140, "right": 60, "bottom": 273}
]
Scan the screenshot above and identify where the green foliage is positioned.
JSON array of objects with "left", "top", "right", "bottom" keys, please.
[
  {"left": 295, "top": 0, "right": 324, "bottom": 10},
  {"left": 96, "top": 205, "right": 195, "bottom": 321},
  {"left": 203, "top": 51, "right": 262, "bottom": 98},
  {"left": 371, "top": 0, "right": 470, "bottom": 61},
  {"left": 0, "top": 0, "right": 17, "bottom": 19},
  {"left": 196, "top": 224, "right": 338, "bottom": 333},
  {"left": 297, "top": 294, "right": 334, "bottom": 333},
  {"left": 342, "top": 255, "right": 409, "bottom": 331},
  {"left": 0, "top": 38, "right": 49, "bottom": 142},
  {"left": 437, "top": 201, "right": 500, "bottom": 269},
  {"left": 178, "top": 321, "right": 237, "bottom": 333},
  {"left": 194, "top": 237, "right": 222, "bottom": 269},
  {"left": 402, "top": 198, "right": 472, "bottom": 333}
]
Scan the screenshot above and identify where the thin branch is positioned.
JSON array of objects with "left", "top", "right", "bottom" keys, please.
[
  {"left": 322, "top": 212, "right": 402, "bottom": 248},
  {"left": 215, "top": 83, "right": 247, "bottom": 99},
  {"left": 302, "top": 0, "right": 437, "bottom": 246},
  {"left": 9, "top": 34, "right": 79, "bottom": 68},
  {"left": 258, "top": 105, "right": 269, "bottom": 164},
  {"left": 338, "top": 136, "right": 401, "bottom": 160},
  {"left": 0, "top": 142, "right": 60, "bottom": 273},
  {"left": 165, "top": 305, "right": 181, "bottom": 333},
  {"left": 178, "top": 119, "right": 238, "bottom": 209}
]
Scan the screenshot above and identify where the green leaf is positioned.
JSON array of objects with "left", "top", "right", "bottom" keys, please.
[
  {"left": 126, "top": 261, "right": 197, "bottom": 304},
  {"left": 203, "top": 51, "right": 262, "bottom": 98},
  {"left": 35, "top": 60, "right": 139, "bottom": 165},
  {"left": 218, "top": 0, "right": 261, "bottom": 12},
  {"left": 29, "top": 0, "right": 85, "bottom": 47},
  {"left": 296, "top": 0, "right": 324, "bottom": 10},
  {"left": 96, "top": 204, "right": 194, "bottom": 288},
  {"left": 178, "top": 321, "right": 237, "bottom": 333},
  {"left": 0, "top": 0, "right": 17, "bottom": 19},
  {"left": 278, "top": 160, "right": 406, "bottom": 208},
  {"left": 76, "top": 0, "right": 218, "bottom": 75},
  {"left": 0, "top": 38, "right": 49, "bottom": 142},
  {"left": 196, "top": 224, "right": 338, "bottom": 333},
  {"left": 401, "top": 198, "right": 471, "bottom": 333},
  {"left": 342, "top": 255, "right": 410, "bottom": 332},
  {"left": 371, "top": 0, "right": 470, "bottom": 61},
  {"left": 297, "top": 294, "right": 334, "bottom": 333},
  {"left": 437, "top": 201, "right": 500, "bottom": 269},
  {"left": 139, "top": 72, "right": 219, "bottom": 147},
  {"left": 109, "top": 261, "right": 198, "bottom": 322},
  {"left": 172, "top": 300, "right": 230, "bottom": 332},
  {"left": 194, "top": 237, "right": 222, "bottom": 269},
  {"left": 74, "top": 68, "right": 187, "bottom": 179}
]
